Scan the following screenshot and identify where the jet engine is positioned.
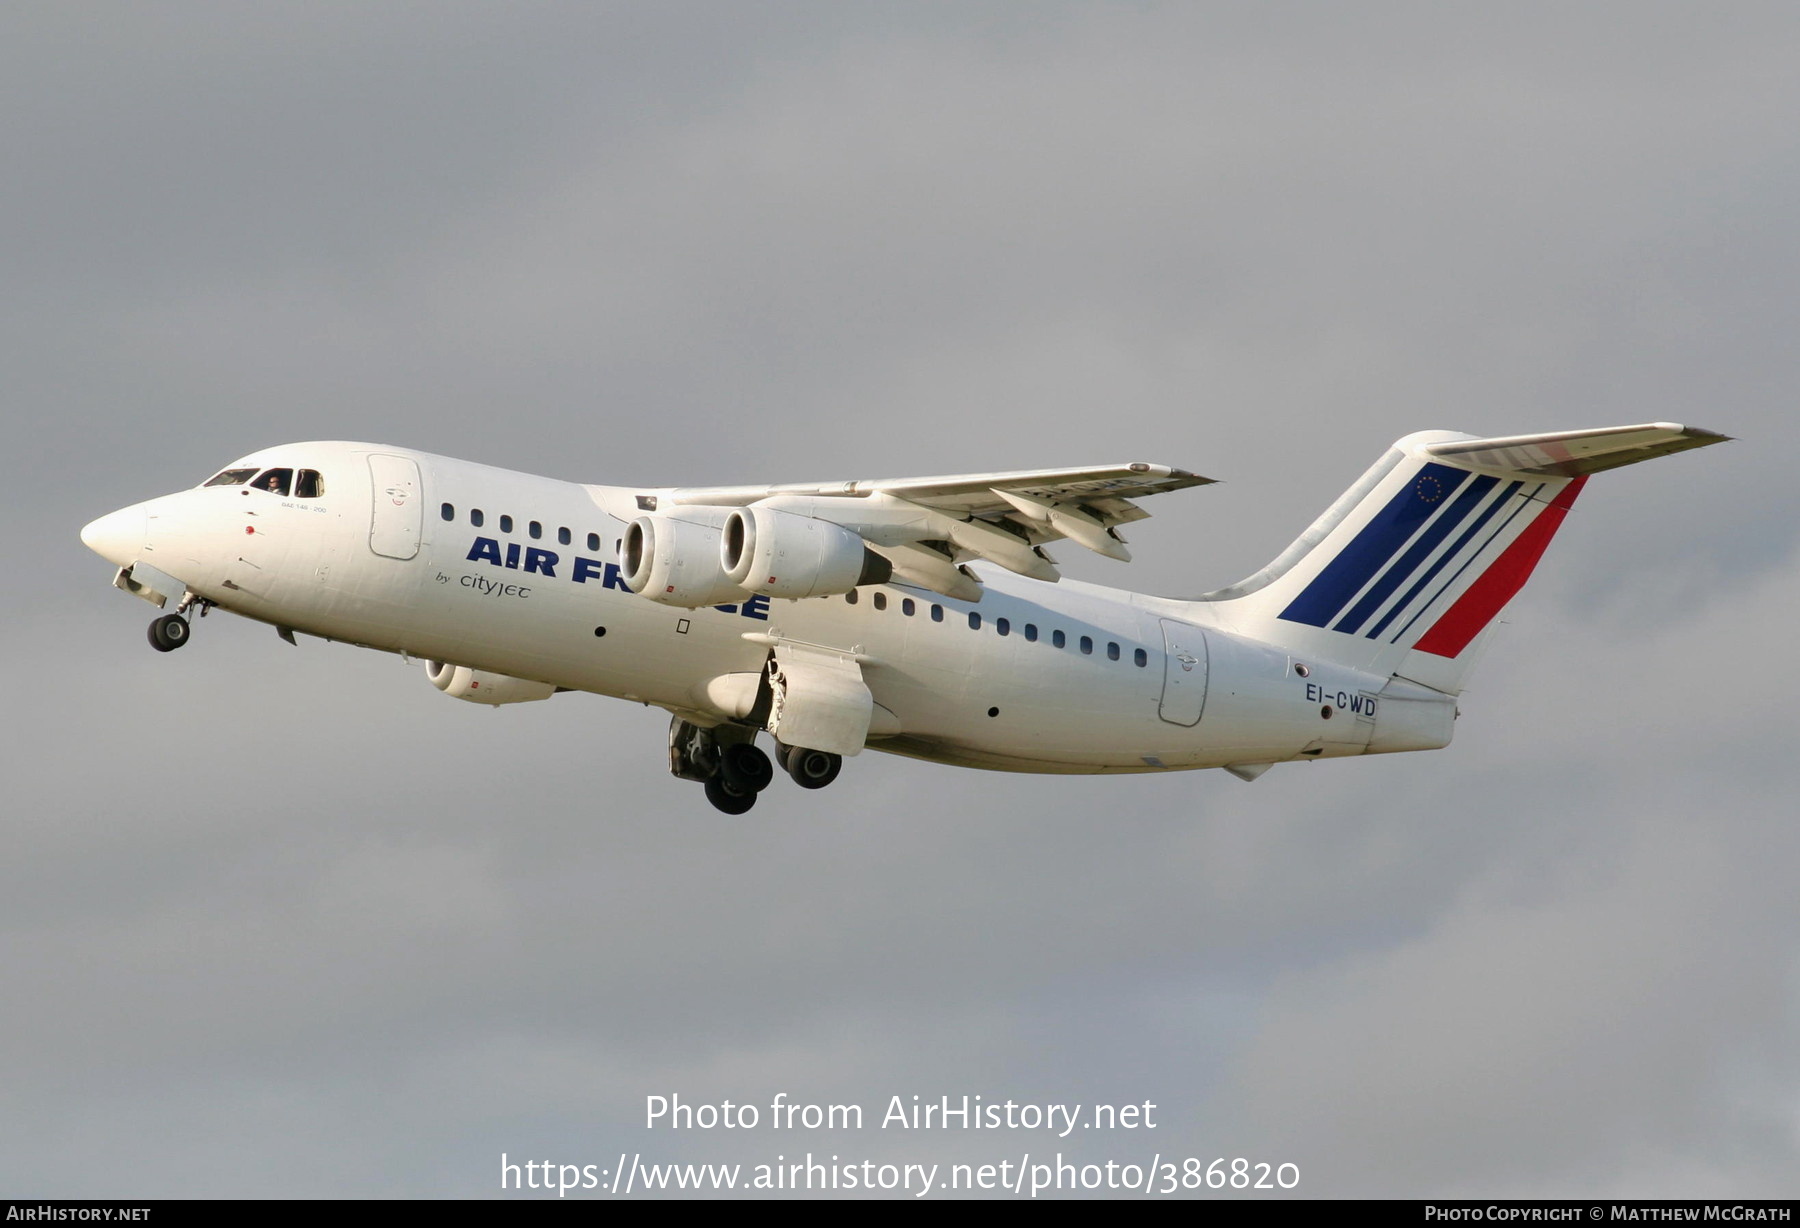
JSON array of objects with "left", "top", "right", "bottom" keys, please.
[
  {"left": 619, "top": 512, "right": 751, "bottom": 607},
  {"left": 722, "top": 506, "right": 891, "bottom": 599},
  {"left": 425, "top": 660, "right": 557, "bottom": 706}
]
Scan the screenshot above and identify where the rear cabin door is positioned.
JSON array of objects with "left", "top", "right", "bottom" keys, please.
[
  {"left": 1158, "top": 618, "right": 1209, "bottom": 727},
  {"left": 367, "top": 454, "right": 422, "bottom": 560}
]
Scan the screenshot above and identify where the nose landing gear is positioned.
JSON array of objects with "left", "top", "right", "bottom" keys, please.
[
  {"left": 145, "top": 595, "right": 212, "bottom": 653},
  {"left": 147, "top": 613, "right": 189, "bottom": 652}
]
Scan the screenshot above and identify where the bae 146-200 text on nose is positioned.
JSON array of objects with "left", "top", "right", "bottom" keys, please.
[{"left": 81, "top": 422, "right": 1726, "bottom": 812}]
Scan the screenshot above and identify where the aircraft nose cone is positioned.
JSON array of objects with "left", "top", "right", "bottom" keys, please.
[{"left": 80, "top": 506, "right": 145, "bottom": 567}]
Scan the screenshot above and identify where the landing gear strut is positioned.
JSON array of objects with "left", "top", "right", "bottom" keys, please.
[{"left": 148, "top": 613, "right": 189, "bottom": 652}]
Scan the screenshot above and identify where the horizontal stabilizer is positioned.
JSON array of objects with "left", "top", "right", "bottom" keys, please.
[{"left": 1424, "top": 422, "right": 1730, "bottom": 477}]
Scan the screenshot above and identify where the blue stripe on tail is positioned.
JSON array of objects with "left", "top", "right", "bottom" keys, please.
[
  {"left": 1279, "top": 462, "right": 1470, "bottom": 629},
  {"left": 1331, "top": 473, "right": 1500, "bottom": 634},
  {"left": 1367, "top": 478, "right": 1521, "bottom": 641}
]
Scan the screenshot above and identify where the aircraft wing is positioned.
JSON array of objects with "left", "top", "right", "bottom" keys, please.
[{"left": 662, "top": 463, "right": 1213, "bottom": 598}]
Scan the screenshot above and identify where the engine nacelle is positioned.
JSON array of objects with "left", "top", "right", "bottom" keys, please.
[
  {"left": 722, "top": 506, "right": 892, "bottom": 599},
  {"left": 620, "top": 512, "right": 752, "bottom": 607},
  {"left": 425, "top": 660, "right": 556, "bottom": 706}
]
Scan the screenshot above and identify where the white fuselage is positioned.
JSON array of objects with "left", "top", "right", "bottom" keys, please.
[{"left": 84, "top": 441, "right": 1421, "bottom": 777}]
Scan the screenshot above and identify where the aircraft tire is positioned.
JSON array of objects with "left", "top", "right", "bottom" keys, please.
[
  {"left": 704, "top": 776, "right": 757, "bottom": 815},
  {"left": 148, "top": 614, "right": 189, "bottom": 653},
  {"left": 785, "top": 748, "right": 842, "bottom": 790},
  {"left": 720, "top": 742, "right": 774, "bottom": 794}
]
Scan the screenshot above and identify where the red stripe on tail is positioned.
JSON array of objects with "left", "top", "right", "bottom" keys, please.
[{"left": 1413, "top": 477, "right": 1587, "bottom": 659}]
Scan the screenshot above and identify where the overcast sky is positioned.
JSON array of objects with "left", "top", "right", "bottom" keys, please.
[{"left": 3, "top": 1, "right": 1793, "bottom": 1199}]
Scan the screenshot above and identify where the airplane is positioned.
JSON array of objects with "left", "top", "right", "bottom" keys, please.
[{"left": 79, "top": 422, "right": 1726, "bottom": 813}]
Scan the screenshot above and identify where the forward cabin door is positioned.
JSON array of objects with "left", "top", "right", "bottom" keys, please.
[
  {"left": 367, "top": 454, "right": 422, "bottom": 560},
  {"left": 1158, "top": 618, "right": 1209, "bottom": 727}
]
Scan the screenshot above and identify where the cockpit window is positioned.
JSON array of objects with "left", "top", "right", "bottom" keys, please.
[
  {"left": 202, "top": 468, "right": 259, "bottom": 487},
  {"left": 254, "top": 468, "right": 293, "bottom": 496},
  {"left": 294, "top": 469, "right": 324, "bottom": 499}
]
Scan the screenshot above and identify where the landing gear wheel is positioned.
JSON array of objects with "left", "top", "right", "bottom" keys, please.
[
  {"left": 704, "top": 776, "right": 757, "bottom": 815},
  {"left": 784, "top": 747, "right": 842, "bottom": 790},
  {"left": 148, "top": 614, "right": 190, "bottom": 653},
  {"left": 719, "top": 742, "right": 774, "bottom": 794}
]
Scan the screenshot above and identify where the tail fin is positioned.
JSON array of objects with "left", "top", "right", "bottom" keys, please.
[{"left": 1198, "top": 423, "right": 1728, "bottom": 694}]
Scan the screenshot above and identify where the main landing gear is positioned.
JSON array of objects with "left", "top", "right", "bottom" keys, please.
[
  {"left": 778, "top": 743, "right": 843, "bottom": 790},
  {"left": 670, "top": 718, "right": 845, "bottom": 813},
  {"left": 702, "top": 741, "right": 775, "bottom": 815}
]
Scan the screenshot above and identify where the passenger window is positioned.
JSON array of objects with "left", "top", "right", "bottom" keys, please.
[
  {"left": 931, "top": 605, "right": 944, "bottom": 622},
  {"left": 1107, "top": 642, "right": 1120, "bottom": 661},
  {"left": 500, "top": 515, "right": 514, "bottom": 533},
  {"left": 1134, "top": 648, "right": 1148, "bottom": 667},
  {"left": 587, "top": 533, "right": 601, "bottom": 551},
  {"left": 471, "top": 509, "right": 485, "bottom": 528},
  {"left": 254, "top": 468, "right": 293, "bottom": 496},
  {"left": 1024, "top": 624, "right": 1038, "bottom": 642},
  {"left": 440, "top": 503, "right": 455, "bottom": 521},
  {"left": 902, "top": 598, "right": 915, "bottom": 616},
  {"left": 1080, "top": 636, "right": 1093, "bottom": 655},
  {"left": 873, "top": 592, "right": 887, "bottom": 611},
  {"left": 294, "top": 470, "right": 325, "bottom": 499},
  {"left": 968, "top": 612, "right": 982, "bottom": 630},
  {"left": 558, "top": 527, "right": 572, "bottom": 546},
  {"left": 529, "top": 520, "right": 542, "bottom": 540},
  {"left": 202, "top": 467, "right": 258, "bottom": 487},
  {"left": 1052, "top": 630, "right": 1066, "bottom": 649},
  {"left": 845, "top": 590, "right": 858, "bottom": 605},
  {"left": 996, "top": 618, "right": 1010, "bottom": 636}
]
